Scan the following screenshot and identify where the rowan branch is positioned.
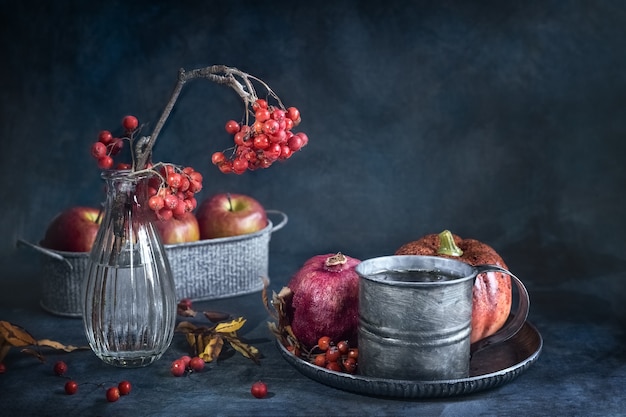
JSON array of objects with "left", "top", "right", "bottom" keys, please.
[{"left": 134, "top": 65, "right": 283, "bottom": 170}]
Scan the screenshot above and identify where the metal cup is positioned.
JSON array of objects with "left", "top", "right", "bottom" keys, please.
[{"left": 356, "top": 255, "right": 529, "bottom": 381}]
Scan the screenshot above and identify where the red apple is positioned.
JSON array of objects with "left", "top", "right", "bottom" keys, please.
[
  {"left": 153, "top": 212, "right": 200, "bottom": 244},
  {"left": 196, "top": 193, "right": 267, "bottom": 239},
  {"left": 41, "top": 206, "right": 102, "bottom": 252}
]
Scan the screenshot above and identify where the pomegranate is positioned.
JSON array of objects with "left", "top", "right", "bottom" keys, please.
[
  {"left": 286, "top": 252, "right": 361, "bottom": 348},
  {"left": 395, "top": 230, "right": 512, "bottom": 344}
]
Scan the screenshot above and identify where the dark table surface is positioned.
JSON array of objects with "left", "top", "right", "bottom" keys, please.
[{"left": 0, "top": 251, "right": 624, "bottom": 417}]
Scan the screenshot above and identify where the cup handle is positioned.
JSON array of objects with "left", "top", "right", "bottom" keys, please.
[{"left": 469, "top": 264, "right": 530, "bottom": 355}]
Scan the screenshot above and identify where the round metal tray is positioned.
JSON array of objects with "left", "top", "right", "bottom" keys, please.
[{"left": 277, "top": 321, "right": 542, "bottom": 398}]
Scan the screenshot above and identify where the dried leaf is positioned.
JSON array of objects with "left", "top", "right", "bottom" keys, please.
[
  {"left": 0, "top": 321, "right": 90, "bottom": 364},
  {"left": 0, "top": 343, "right": 11, "bottom": 363},
  {"left": 0, "top": 321, "right": 37, "bottom": 347},
  {"left": 263, "top": 283, "right": 308, "bottom": 356},
  {"left": 196, "top": 334, "right": 207, "bottom": 355},
  {"left": 215, "top": 317, "right": 246, "bottom": 334},
  {"left": 225, "top": 336, "right": 261, "bottom": 364},
  {"left": 284, "top": 325, "right": 297, "bottom": 341},
  {"left": 176, "top": 321, "right": 198, "bottom": 333},
  {"left": 176, "top": 311, "right": 261, "bottom": 364},
  {"left": 36, "top": 339, "right": 89, "bottom": 352},
  {"left": 272, "top": 288, "right": 294, "bottom": 331},
  {"left": 200, "top": 335, "right": 224, "bottom": 362},
  {"left": 262, "top": 280, "right": 278, "bottom": 320},
  {"left": 277, "top": 286, "right": 293, "bottom": 300},
  {"left": 203, "top": 311, "right": 231, "bottom": 323},
  {"left": 267, "top": 321, "right": 279, "bottom": 334},
  {"left": 20, "top": 348, "right": 45, "bottom": 362},
  {"left": 267, "top": 322, "right": 294, "bottom": 348},
  {"left": 186, "top": 333, "right": 197, "bottom": 351}
]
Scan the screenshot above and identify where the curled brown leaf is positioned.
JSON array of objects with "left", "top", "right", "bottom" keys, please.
[
  {"left": 0, "top": 321, "right": 37, "bottom": 347},
  {"left": 203, "top": 311, "right": 231, "bottom": 323}
]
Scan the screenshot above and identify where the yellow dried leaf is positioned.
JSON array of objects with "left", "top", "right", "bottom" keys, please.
[
  {"left": 215, "top": 317, "right": 246, "bottom": 334},
  {"left": 201, "top": 335, "right": 224, "bottom": 362},
  {"left": 0, "top": 321, "right": 37, "bottom": 347},
  {"left": 226, "top": 336, "right": 261, "bottom": 364}
]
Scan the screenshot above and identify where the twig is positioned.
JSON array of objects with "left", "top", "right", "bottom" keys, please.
[{"left": 134, "top": 65, "right": 278, "bottom": 170}]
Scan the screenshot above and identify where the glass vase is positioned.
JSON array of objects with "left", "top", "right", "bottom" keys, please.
[{"left": 82, "top": 170, "right": 177, "bottom": 367}]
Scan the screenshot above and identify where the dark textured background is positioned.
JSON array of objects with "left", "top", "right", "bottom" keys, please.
[
  {"left": 1, "top": 1, "right": 625, "bottom": 308},
  {"left": 1, "top": 1, "right": 626, "bottom": 415}
]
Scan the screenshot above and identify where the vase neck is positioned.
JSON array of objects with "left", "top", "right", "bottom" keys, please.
[{"left": 102, "top": 170, "right": 151, "bottom": 207}]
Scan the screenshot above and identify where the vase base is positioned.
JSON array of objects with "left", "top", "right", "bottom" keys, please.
[{"left": 96, "top": 350, "right": 165, "bottom": 368}]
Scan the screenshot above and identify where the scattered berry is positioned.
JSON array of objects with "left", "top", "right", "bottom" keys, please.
[
  {"left": 106, "top": 386, "right": 120, "bottom": 402},
  {"left": 118, "top": 380, "right": 132, "bottom": 396},
  {"left": 0, "top": 362, "right": 6, "bottom": 374},
  {"left": 53, "top": 361, "right": 68, "bottom": 376},
  {"left": 64, "top": 380, "right": 78, "bottom": 395},
  {"left": 250, "top": 381, "right": 268, "bottom": 399},
  {"left": 189, "top": 356, "right": 205, "bottom": 372},
  {"left": 170, "top": 359, "right": 186, "bottom": 377},
  {"left": 180, "top": 355, "right": 192, "bottom": 369}
]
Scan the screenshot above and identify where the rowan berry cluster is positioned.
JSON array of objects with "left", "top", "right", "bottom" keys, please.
[
  {"left": 308, "top": 336, "right": 358, "bottom": 374},
  {"left": 89, "top": 116, "right": 203, "bottom": 221},
  {"left": 146, "top": 164, "right": 202, "bottom": 221},
  {"left": 88, "top": 65, "right": 308, "bottom": 218},
  {"left": 89, "top": 115, "right": 138, "bottom": 170},
  {"left": 211, "top": 99, "right": 308, "bottom": 174}
]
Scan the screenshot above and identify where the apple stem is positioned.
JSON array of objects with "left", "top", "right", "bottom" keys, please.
[
  {"left": 96, "top": 206, "right": 104, "bottom": 225},
  {"left": 227, "top": 193, "right": 233, "bottom": 211},
  {"left": 436, "top": 230, "right": 464, "bottom": 257}
]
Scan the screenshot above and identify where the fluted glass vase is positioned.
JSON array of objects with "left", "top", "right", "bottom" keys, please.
[{"left": 82, "top": 170, "right": 176, "bottom": 367}]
